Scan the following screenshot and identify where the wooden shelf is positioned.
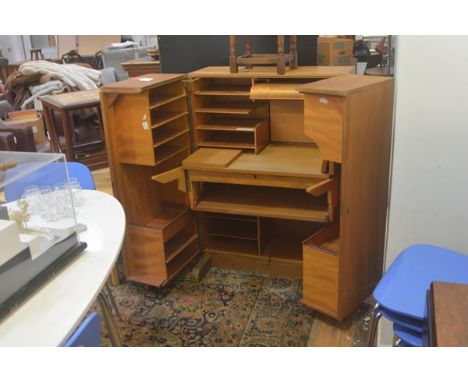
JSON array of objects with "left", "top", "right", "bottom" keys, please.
[
  {"left": 165, "top": 234, "right": 198, "bottom": 263},
  {"left": 201, "top": 212, "right": 257, "bottom": 223},
  {"left": 194, "top": 184, "right": 329, "bottom": 222},
  {"left": 155, "top": 145, "right": 189, "bottom": 165},
  {"left": 193, "top": 86, "right": 250, "bottom": 97},
  {"left": 195, "top": 103, "right": 264, "bottom": 115},
  {"left": 263, "top": 235, "right": 303, "bottom": 262},
  {"left": 146, "top": 206, "right": 189, "bottom": 230},
  {"left": 196, "top": 119, "right": 263, "bottom": 132},
  {"left": 204, "top": 236, "right": 258, "bottom": 256},
  {"left": 197, "top": 131, "right": 255, "bottom": 150},
  {"left": 166, "top": 239, "right": 200, "bottom": 276},
  {"left": 303, "top": 223, "right": 340, "bottom": 254},
  {"left": 152, "top": 111, "right": 188, "bottom": 129},
  {"left": 202, "top": 217, "right": 257, "bottom": 240},
  {"left": 153, "top": 129, "right": 189, "bottom": 148},
  {"left": 150, "top": 93, "right": 186, "bottom": 109}
]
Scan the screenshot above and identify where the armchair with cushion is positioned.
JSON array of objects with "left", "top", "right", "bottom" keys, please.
[{"left": 101, "top": 47, "right": 151, "bottom": 81}]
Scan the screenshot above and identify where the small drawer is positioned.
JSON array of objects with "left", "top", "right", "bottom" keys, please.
[
  {"left": 303, "top": 94, "right": 344, "bottom": 163},
  {"left": 188, "top": 170, "right": 255, "bottom": 185},
  {"left": 302, "top": 224, "right": 340, "bottom": 317}
]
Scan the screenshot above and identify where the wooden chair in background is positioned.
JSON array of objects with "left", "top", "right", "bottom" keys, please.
[
  {"left": 229, "top": 35, "right": 298, "bottom": 75},
  {"left": 30, "top": 48, "right": 44, "bottom": 60}
]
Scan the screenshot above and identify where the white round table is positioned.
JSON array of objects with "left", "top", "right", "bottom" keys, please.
[{"left": 0, "top": 190, "right": 125, "bottom": 346}]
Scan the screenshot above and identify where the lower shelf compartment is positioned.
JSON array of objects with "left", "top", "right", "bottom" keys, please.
[
  {"left": 208, "top": 251, "right": 302, "bottom": 279},
  {"left": 194, "top": 183, "right": 329, "bottom": 222},
  {"left": 124, "top": 211, "right": 198, "bottom": 287},
  {"left": 164, "top": 219, "right": 198, "bottom": 263},
  {"left": 166, "top": 239, "right": 200, "bottom": 277},
  {"left": 302, "top": 223, "right": 341, "bottom": 318},
  {"left": 201, "top": 214, "right": 258, "bottom": 240},
  {"left": 204, "top": 236, "right": 258, "bottom": 256}
]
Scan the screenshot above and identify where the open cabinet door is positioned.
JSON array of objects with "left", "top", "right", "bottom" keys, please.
[{"left": 100, "top": 74, "right": 199, "bottom": 287}]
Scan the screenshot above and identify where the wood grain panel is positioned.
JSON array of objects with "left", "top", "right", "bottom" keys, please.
[
  {"left": 339, "top": 78, "right": 394, "bottom": 319},
  {"left": 270, "top": 100, "right": 312, "bottom": 143},
  {"left": 125, "top": 225, "right": 167, "bottom": 287},
  {"left": 431, "top": 282, "right": 468, "bottom": 347},
  {"left": 303, "top": 94, "right": 344, "bottom": 163},
  {"left": 113, "top": 93, "right": 155, "bottom": 165},
  {"left": 302, "top": 245, "right": 339, "bottom": 317}
]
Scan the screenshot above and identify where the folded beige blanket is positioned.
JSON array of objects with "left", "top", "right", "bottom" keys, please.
[{"left": 19, "top": 61, "right": 101, "bottom": 91}]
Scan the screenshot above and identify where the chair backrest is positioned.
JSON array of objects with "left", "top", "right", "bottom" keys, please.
[
  {"left": 4, "top": 161, "right": 95, "bottom": 202},
  {"left": 64, "top": 312, "right": 100, "bottom": 347}
]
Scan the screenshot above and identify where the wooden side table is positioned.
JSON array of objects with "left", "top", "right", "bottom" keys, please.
[
  {"left": 121, "top": 58, "right": 161, "bottom": 77},
  {"left": 428, "top": 281, "right": 468, "bottom": 346},
  {"left": 40, "top": 89, "right": 108, "bottom": 170}
]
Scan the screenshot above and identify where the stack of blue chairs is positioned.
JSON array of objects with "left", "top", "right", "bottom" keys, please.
[{"left": 368, "top": 244, "right": 468, "bottom": 346}]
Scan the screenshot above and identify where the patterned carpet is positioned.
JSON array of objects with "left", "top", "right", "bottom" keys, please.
[{"left": 99, "top": 260, "right": 372, "bottom": 347}]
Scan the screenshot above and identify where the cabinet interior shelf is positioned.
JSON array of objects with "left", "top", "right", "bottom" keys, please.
[
  {"left": 197, "top": 137, "right": 254, "bottom": 150},
  {"left": 196, "top": 119, "right": 264, "bottom": 132},
  {"left": 152, "top": 111, "right": 188, "bottom": 129},
  {"left": 165, "top": 234, "right": 198, "bottom": 264},
  {"left": 195, "top": 103, "right": 264, "bottom": 115},
  {"left": 193, "top": 86, "right": 251, "bottom": 97},
  {"left": 202, "top": 217, "right": 258, "bottom": 241},
  {"left": 262, "top": 235, "right": 303, "bottom": 262},
  {"left": 150, "top": 93, "right": 186, "bottom": 109},
  {"left": 204, "top": 236, "right": 258, "bottom": 256},
  {"left": 146, "top": 206, "right": 189, "bottom": 230},
  {"left": 155, "top": 145, "right": 190, "bottom": 166},
  {"left": 153, "top": 129, "right": 189, "bottom": 148},
  {"left": 194, "top": 184, "right": 329, "bottom": 222}
]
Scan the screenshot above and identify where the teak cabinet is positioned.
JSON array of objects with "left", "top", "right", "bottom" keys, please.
[
  {"left": 299, "top": 75, "right": 394, "bottom": 319},
  {"left": 100, "top": 67, "right": 394, "bottom": 321}
]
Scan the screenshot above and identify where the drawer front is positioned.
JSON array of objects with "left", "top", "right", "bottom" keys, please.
[
  {"left": 304, "top": 94, "right": 344, "bottom": 163},
  {"left": 189, "top": 170, "right": 255, "bottom": 185},
  {"left": 302, "top": 245, "right": 339, "bottom": 317},
  {"left": 189, "top": 170, "right": 320, "bottom": 190}
]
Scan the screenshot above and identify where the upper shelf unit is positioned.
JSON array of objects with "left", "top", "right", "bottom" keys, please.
[
  {"left": 190, "top": 77, "right": 269, "bottom": 153},
  {"left": 102, "top": 75, "right": 191, "bottom": 167}
]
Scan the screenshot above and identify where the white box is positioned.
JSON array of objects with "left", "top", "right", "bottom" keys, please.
[
  {"left": 19, "top": 233, "right": 51, "bottom": 260},
  {"left": 0, "top": 220, "right": 25, "bottom": 266}
]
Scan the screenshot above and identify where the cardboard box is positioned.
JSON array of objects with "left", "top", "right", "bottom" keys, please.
[
  {"left": 317, "top": 37, "right": 354, "bottom": 66},
  {"left": 0, "top": 110, "right": 47, "bottom": 144}
]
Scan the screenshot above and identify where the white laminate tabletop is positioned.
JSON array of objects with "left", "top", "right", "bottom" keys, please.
[{"left": 0, "top": 190, "right": 126, "bottom": 346}]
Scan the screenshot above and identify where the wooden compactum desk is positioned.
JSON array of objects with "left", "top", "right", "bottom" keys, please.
[{"left": 101, "top": 66, "right": 394, "bottom": 320}]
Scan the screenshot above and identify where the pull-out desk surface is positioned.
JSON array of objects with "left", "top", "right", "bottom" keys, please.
[
  {"left": 183, "top": 144, "right": 333, "bottom": 223},
  {"left": 183, "top": 143, "right": 328, "bottom": 179}
]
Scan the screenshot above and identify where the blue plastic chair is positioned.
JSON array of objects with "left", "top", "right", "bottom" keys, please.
[
  {"left": 64, "top": 312, "right": 100, "bottom": 347},
  {"left": 4, "top": 161, "right": 95, "bottom": 201},
  {"left": 367, "top": 244, "right": 468, "bottom": 346},
  {"left": 393, "top": 323, "right": 426, "bottom": 347},
  {"left": 379, "top": 306, "right": 425, "bottom": 334}
]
